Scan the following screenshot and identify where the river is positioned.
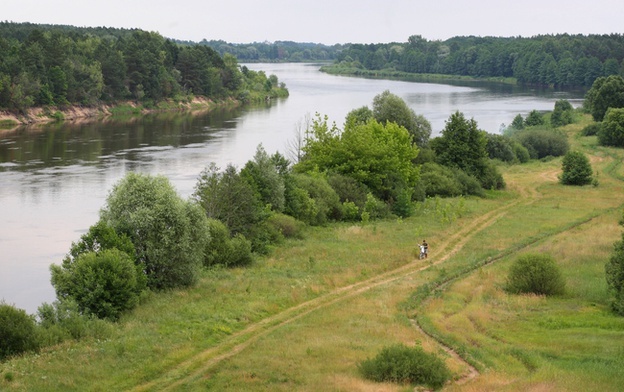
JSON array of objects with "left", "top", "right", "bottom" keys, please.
[{"left": 0, "top": 63, "right": 584, "bottom": 314}]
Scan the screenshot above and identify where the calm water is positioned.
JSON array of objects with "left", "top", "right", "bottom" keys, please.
[{"left": 0, "top": 63, "right": 583, "bottom": 313}]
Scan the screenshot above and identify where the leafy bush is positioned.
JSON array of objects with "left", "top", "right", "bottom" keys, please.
[
  {"left": 418, "top": 163, "right": 485, "bottom": 198},
  {"left": 505, "top": 254, "right": 566, "bottom": 296},
  {"left": 598, "top": 107, "right": 624, "bottom": 147},
  {"left": 204, "top": 219, "right": 253, "bottom": 267},
  {"left": 584, "top": 75, "right": 624, "bottom": 122},
  {"left": 227, "top": 234, "right": 254, "bottom": 267},
  {"left": 511, "top": 140, "right": 530, "bottom": 163},
  {"left": 265, "top": 213, "right": 305, "bottom": 239},
  {"left": 341, "top": 201, "right": 361, "bottom": 221},
  {"left": 559, "top": 151, "right": 593, "bottom": 186},
  {"left": 195, "top": 163, "right": 263, "bottom": 237},
  {"left": 36, "top": 299, "right": 113, "bottom": 344},
  {"left": 358, "top": 344, "right": 451, "bottom": 390},
  {"left": 50, "top": 249, "right": 146, "bottom": 320},
  {"left": 486, "top": 133, "right": 516, "bottom": 162},
  {"left": 240, "top": 145, "right": 286, "bottom": 212},
  {"left": 606, "top": 231, "right": 624, "bottom": 315},
  {"left": 477, "top": 160, "right": 506, "bottom": 190},
  {"left": 66, "top": 220, "right": 135, "bottom": 263},
  {"left": 511, "top": 113, "right": 525, "bottom": 130},
  {"left": 524, "top": 110, "right": 545, "bottom": 126},
  {"left": 550, "top": 99, "right": 575, "bottom": 127},
  {"left": 419, "top": 162, "right": 462, "bottom": 197},
  {"left": 102, "top": 172, "right": 205, "bottom": 290},
  {"left": 296, "top": 114, "right": 419, "bottom": 202},
  {"left": 452, "top": 168, "right": 485, "bottom": 196},
  {"left": 514, "top": 128, "right": 569, "bottom": 159},
  {"left": 580, "top": 122, "right": 602, "bottom": 136},
  {"left": 327, "top": 173, "right": 369, "bottom": 209},
  {"left": 287, "top": 173, "right": 342, "bottom": 225},
  {"left": 363, "top": 192, "right": 392, "bottom": 219},
  {"left": 285, "top": 185, "right": 319, "bottom": 225},
  {"left": 0, "top": 302, "right": 39, "bottom": 360}
]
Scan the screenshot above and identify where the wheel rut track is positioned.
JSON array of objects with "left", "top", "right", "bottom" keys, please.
[{"left": 131, "top": 185, "right": 532, "bottom": 391}]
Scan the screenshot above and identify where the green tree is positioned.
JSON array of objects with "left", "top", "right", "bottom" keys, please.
[
  {"left": 584, "top": 75, "right": 624, "bottom": 122},
  {"left": 345, "top": 106, "right": 373, "bottom": 127},
  {"left": 559, "top": 151, "right": 593, "bottom": 185},
  {"left": 550, "top": 99, "right": 574, "bottom": 127},
  {"left": 0, "top": 303, "right": 39, "bottom": 360},
  {"left": 372, "top": 90, "right": 431, "bottom": 147},
  {"left": 598, "top": 107, "right": 624, "bottom": 147},
  {"left": 50, "top": 249, "right": 145, "bottom": 320},
  {"left": 510, "top": 114, "right": 525, "bottom": 130},
  {"left": 65, "top": 220, "right": 135, "bottom": 263},
  {"left": 203, "top": 218, "right": 253, "bottom": 267},
  {"left": 524, "top": 110, "right": 545, "bottom": 126},
  {"left": 606, "top": 230, "right": 624, "bottom": 315},
  {"left": 240, "top": 144, "right": 285, "bottom": 212},
  {"left": 297, "top": 114, "right": 420, "bottom": 203},
  {"left": 432, "top": 111, "right": 497, "bottom": 188},
  {"left": 101, "top": 173, "right": 206, "bottom": 290},
  {"left": 194, "top": 163, "right": 263, "bottom": 237},
  {"left": 47, "top": 65, "right": 68, "bottom": 104},
  {"left": 287, "top": 173, "right": 342, "bottom": 225},
  {"left": 485, "top": 133, "right": 515, "bottom": 162}
]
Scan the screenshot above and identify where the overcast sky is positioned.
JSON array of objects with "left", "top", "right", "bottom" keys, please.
[{"left": 3, "top": 0, "right": 623, "bottom": 44}]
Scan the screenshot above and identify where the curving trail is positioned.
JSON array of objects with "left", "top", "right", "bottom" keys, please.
[{"left": 131, "top": 177, "right": 543, "bottom": 391}]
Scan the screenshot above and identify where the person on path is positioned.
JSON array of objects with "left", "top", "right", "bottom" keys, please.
[{"left": 422, "top": 240, "right": 429, "bottom": 259}]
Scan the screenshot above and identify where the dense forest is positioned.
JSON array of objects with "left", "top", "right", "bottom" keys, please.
[
  {"left": 183, "top": 39, "right": 344, "bottom": 62},
  {"left": 0, "top": 22, "right": 288, "bottom": 113},
  {"left": 325, "top": 34, "right": 624, "bottom": 88}
]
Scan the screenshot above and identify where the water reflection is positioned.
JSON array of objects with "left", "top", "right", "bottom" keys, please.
[{"left": 0, "top": 109, "right": 243, "bottom": 172}]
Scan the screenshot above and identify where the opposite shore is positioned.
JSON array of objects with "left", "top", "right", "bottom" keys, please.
[{"left": 0, "top": 96, "right": 240, "bottom": 132}]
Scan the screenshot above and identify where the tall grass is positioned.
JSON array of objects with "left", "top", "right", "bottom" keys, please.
[{"left": 1, "top": 116, "right": 624, "bottom": 391}]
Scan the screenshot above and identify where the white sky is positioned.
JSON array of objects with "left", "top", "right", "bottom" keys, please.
[{"left": 2, "top": 0, "right": 623, "bottom": 44}]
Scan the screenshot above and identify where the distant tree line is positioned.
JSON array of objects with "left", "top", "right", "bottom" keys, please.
[
  {"left": 327, "top": 34, "right": 624, "bottom": 88},
  {"left": 181, "top": 39, "right": 345, "bottom": 62},
  {"left": 0, "top": 22, "right": 288, "bottom": 113}
]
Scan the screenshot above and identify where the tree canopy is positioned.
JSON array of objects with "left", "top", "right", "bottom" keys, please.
[
  {"left": 0, "top": 22, "right": 287, "bottom": 111},
  {"left": 584, "top": 75, "right": 624, "bottom": 122},
  {"left": 559, "top": 151, "right": 594, "bottom": 186},
  {"left": 100, "top": 173, "right": 207, "bottom": 290},
  {"left": 372, "top": 90, "right": 431, "bottom": 147},
  {"left": 296, "top": 114, "right": 420, "bottom": 202},
  {"left": 326, "top": 33, "right": 624, "bottom": 88},
  {"left": 599, "top": 108, "right": 624, "bottom": 147}
]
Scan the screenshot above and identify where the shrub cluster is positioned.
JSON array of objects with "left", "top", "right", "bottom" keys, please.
[
  {"left": 0, "top": 303, "right": 40, "bottom": 361},
  {"left": 598, "top": 108, "right": 624, "bottom": 147},
  {"left": 358, "top": 344, "right": 451, "bottom": 390},
  {"left": 505, "top": 254, "right": 566, "bottom": 296},
  {"left": 580, "top": 122, "right": 602, "bottom": 136},
  {"left": 606, "top": 230, "right": 624, "bottom": 316},
  {"left": 513, "top": 128, "right": 569, "bottom": 159},
  {"left": 559, "top": 151, "right": 594, "bottom": 186}
]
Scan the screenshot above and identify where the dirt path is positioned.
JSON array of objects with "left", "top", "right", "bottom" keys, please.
[{"left": 131, "top": 181, "right": 539, "bottom": 391}]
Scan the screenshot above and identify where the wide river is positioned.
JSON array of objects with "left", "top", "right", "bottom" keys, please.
[{"left": 0, "top": 63, "right": 584, "bottom": 314}]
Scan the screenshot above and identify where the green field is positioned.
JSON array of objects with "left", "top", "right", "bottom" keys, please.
[{"left": 1, "top": 116, "right": 623, "bottom": 391}]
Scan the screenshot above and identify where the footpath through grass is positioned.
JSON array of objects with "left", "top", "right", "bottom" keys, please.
[{"left": 1, "top": 118, "right": 623, "bottom": 391}]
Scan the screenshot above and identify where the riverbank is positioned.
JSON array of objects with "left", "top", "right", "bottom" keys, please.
[
  {"left": 2, "top": 118, "right": 623, "bottom": 391},
  {"left": 320, "top": 64, "right": 517, "bottom": 86},
  {"left": 0, "top": 96, "right": 239, "bottom": 131}
]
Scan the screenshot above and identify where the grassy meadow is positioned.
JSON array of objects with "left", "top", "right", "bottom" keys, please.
[{"left": 1, "top": 115, "right": 623, "bottom": 391}]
